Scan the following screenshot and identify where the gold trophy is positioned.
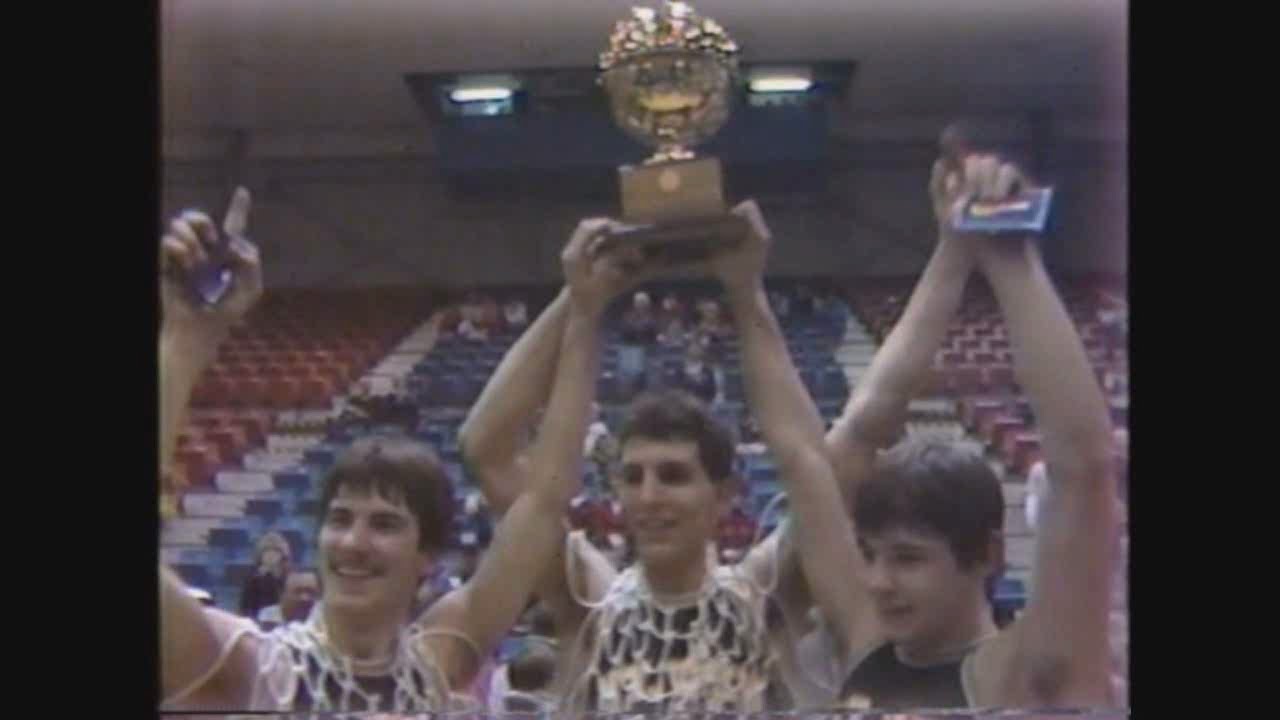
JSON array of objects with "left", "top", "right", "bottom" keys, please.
[{"left": 595, "top": 1, "right": 748, "bottom": 266}]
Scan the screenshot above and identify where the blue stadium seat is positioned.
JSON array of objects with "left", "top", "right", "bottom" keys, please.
[
  {"left": 223, "top": 562, "right": 254, "bottom": 588},
  {"left": 245, "top": 497, "right": 285, "bottom": 523},
  {"left": 208, "top": 524, "right": 251, "bottom": 551},
  {"left": 174, "top": 563, "right": 212, "bottom": 589},
  {"left": 274, "top": 470, "right": 312, "bottom": 496}
]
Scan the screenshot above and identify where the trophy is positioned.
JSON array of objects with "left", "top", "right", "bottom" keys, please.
[{"left": 594, "top": 1, "right": 749, "bottom": 266}]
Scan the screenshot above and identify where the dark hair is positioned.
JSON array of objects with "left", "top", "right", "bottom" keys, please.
[
  {"left": 319, "top": 436, "right": 456, "bottom": 552},
  {"left": 526, "top": 604, "right": 556, "bottom": 638},
  {"left": 853, "top": 437, "right": 1004, "bottom": 572},
  {"left": 617, "top": 389, "right": 735, "bottom": 482},
  {"left": 509, "top": 642, "right": 557, "bottom": 692}
]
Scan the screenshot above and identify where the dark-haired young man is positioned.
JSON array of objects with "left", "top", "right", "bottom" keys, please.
[
  {"left": 460, "top": 200, "right": 873, "bottom": 713},
  {"left": 157, "top": 193, "right": 630, "bottom": 714},
  {"left": 817, "top": 138, "right": 1122, "bottom": 710}
]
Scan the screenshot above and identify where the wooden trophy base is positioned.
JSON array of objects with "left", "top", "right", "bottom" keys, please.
[{"left": 595, "top": 156, "right": 746, "bottom": 267}]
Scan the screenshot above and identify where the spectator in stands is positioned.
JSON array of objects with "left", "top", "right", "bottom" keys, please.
[
  {"left": 676, "top": 338, "right": 718, "bottom": 404},
  {"left": 1098, "top": 299, "right": 1127, "bottom": 364},
  {"left": 1113, "top": 427, "right": 1129, "bottom": 503},
  {"left": 504, "top": 298, "right": 529, "bottom": 329},
  {"left": 815, "top": 143, "right": 1120, "bottom": 709},
  {"left": 738, "top": 413, "right": 766, "bottom": 451},
  {"left": 454, "top": 291, "right": 494, "bottom": 341},
  {"left": 1024, "top": 459, "right": 1050, "bottom": 533},
  {"left": 239, "top": 530, "right": 291, "bottom": 619},
  {"left": 770, "top": 289, "right": 791, "bottom": 320},
  {"left": 480, "top": 294, "right": 504, "bottom": 333},
  {"left": 487, "top": 636, "right": 559, "bottom": 712},
  {"left": 584, "top": 404, "right": 618, "bottom": 492},
  {"left": 160, "top": 191, "right": 609, "bottom": 714},
  {"left": 657, "top": 292, "right": 689, "bottom": 346},
  {"left": 793, "top": 283, "right": 816, "bottom": 317},
  {"left": 693, "top": 298, "right": 733, "bottom": 403},
  {"left": 257, "top": 568, "right": 320, "bottom": 631},
  {"left": 618, "top": 291, "right": 657, "bottom": 396}
]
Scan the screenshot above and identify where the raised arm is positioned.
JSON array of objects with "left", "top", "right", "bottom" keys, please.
[
  {"left": 457, "top": 288, "right": 570, "bottom": 515},
  {"left": 965, "top": 156, "right": 1118, "bottom": 705},
  {"left": 424, "top": 220, "right": 648, "bottom": 672},
  {"left": 825, "top": 154, "right": 978, "bottom": 502},
  {"left": 716, "top": 201, "right": 876, "bottom": 658},
  {"left": 158, "top": 189, "right": 264, "bottom": 700}
]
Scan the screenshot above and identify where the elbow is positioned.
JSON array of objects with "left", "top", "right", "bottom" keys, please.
[
  {"left": 844, "top": 391, "right": 908, "bottom": 448},
  {"left": 774, "top": 444, "right": 833, "bottom": 483}
]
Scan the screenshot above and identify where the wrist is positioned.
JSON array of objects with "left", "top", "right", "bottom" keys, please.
[{"left": 567, "top": 294, "right": 607, "bottom": 323}]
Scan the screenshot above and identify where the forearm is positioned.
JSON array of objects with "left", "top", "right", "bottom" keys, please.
[
  {"left": 832, "top": 234, "right": 976, "bottom": 449},
  {"left": 725, "top": 278, "right": 826, "bottom": 458},
  {"left": 525, "top": 304, "right": 602, "bottom": 508},
  {"left": 458, "top": 289, "right": 570, "bottom": 493},
  {"left": 160, "top": 326, "right": 226, "bottom": 475},
  {"left": 976, "top": 241, "right": 1115, "bottom": 473}
]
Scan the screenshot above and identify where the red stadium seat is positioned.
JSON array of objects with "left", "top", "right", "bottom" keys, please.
[
  {"left": 299, "top": 377, "right": 334, "bottom": 409},
  {"left": 236, "top": 377, "right": 270, "bottom": 408},
  {"left": 985, "top": 365, "right": 1017, "bottom": 392},
  {"left": 966, "top": 399, "right": 1008, "bottom": 432},
  {"left": 206, "top": 427, "right": 249, "bottom": 459},
  {"left": 267, "top": 378, "right": 302, "bottom": 409},
  {"left": 990, "top": 418, "right": 1026, "bottom": 452},
  {"left": 946, "top": 366, "right": 986, "bottom": 395},
  {"left": 1011, "top": 435, "right": 1043, "bottom": 476},
  {"left": 176, "top": 444, "right": 219, "bottom": 487}
]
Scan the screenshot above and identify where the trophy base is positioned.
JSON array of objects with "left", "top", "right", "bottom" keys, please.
[
  {"left": 606, "top": 155, "right": 742, "bottom": 267},
  {"left": 596, "top": 215, "right": 748, "bottom": 268}
]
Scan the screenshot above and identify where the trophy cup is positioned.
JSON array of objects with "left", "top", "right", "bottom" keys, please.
[{"left": 594, "top": 1, "right": 749, "bottom": 266}]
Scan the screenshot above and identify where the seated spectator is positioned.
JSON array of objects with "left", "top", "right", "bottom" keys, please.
[
  {"left": 769, "top": 290, "right": 790, "bottom": 320},
  {"left": 1024, "top": 460, "right": 1050, "bottom": 533},
  {"left": 672, "top": 341, "right": 716, "bottom": 404},
  {"left": 1097, "top": 293, "right": 1128, "bottom": 361},
  {"left": 436, "top": 305, "right": 462, "bottom": 335},
  {"left": 793, "top": 283, "right": 816, "bottom": 316},
  {"left": 239, "top": 531, "right": 291, "bottom": 619},
  {"left": 256, "top": 568, "right": 320, "bottom": 631},
  {"left": 657, "top": 292, "right": 689, "bottom": 346},
  {"left": 456, "top": 292, "right": 493, "bottom": 341},
  {"left": 488, "top": 635, "right": 559, "bottom": 713},
  {"left": 584, "top": 405, "right": 618, "bottom": 490},
  {"left": 738, "top": 413, "right": 764, "bottom": 446},
  {"left": 503, "top": 298, "right": 529, "bottom": 329},
  {"left": 618, "top": 292, "right": 657, "bottom": 394}
]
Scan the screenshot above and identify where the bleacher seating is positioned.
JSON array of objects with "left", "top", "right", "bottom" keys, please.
[{"left": 161, "top": 279, "right": 1130, "bottom": 632}]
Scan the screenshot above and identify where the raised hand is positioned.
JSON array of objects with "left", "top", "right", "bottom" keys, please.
[{"left": 160, "top": 187, "right": 263, "bottom": 335}]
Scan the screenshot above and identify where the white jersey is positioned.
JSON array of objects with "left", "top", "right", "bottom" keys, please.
[
  {"left": 162, "top": 604, "right": 473, "bottom": 715},
  {"left": 562, "top": 552, "right": 777, "bottom": 714}
]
